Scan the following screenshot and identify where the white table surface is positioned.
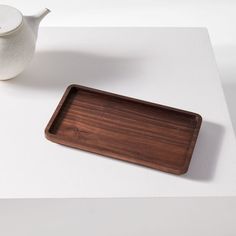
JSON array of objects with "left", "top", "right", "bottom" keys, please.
[
  {"left": 0, "top": 27, "right": 235, "bottom": 198},
  {"left": 1, "top": 198, "right": 236, "bottom": 236}
]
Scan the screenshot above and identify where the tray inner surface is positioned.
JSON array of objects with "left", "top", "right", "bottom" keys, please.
[{"left": 47, "top": 86, "right": 201, "bottom": 174}]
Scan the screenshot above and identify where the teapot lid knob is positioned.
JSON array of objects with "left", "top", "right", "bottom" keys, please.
[{"left": 0, "top": 5, "right": 23, "bottom": 36}]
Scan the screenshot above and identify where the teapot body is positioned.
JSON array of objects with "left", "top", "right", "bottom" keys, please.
[
  {"left": 0, "top": 5, "right": 50, "bottom": 80},
  {"left": 0, "top": 19, "right": 36, "bottom": 80}
]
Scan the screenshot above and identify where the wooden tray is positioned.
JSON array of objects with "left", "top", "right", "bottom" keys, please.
[{"left": 45, "top": 84, "right": 202, "bottom": 175}]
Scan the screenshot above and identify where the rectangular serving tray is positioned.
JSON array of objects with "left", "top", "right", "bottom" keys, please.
[{"left": 45, "top": 84, "right": 202, "bottom": 175}]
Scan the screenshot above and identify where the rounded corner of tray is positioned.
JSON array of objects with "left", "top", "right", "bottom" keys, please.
[
  {"left": 67, "top": 84, "right": 78, "bottom": 90},
  {"left": 196, "top": 113, "right": 203, "bottom": 124},
  {"left": 170, "top": 166, "right": 188, "bottom": 175},
  {"left": 44, "top": 128, "right": 53, "bottom": 140}
]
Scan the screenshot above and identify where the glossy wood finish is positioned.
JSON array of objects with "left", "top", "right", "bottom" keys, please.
[{"left": 45, "top": 85, "right": 202, "bottom": 175}]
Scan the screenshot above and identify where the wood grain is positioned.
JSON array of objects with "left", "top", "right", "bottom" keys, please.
[{"left": 45, "top": 84, "right": 202, "bottom": 175}]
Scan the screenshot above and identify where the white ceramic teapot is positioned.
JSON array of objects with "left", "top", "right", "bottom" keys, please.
[{"left": 0, "top": 5, "right": 50, "bottom": 80}]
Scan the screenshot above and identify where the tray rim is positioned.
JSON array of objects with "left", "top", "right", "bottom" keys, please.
[{"left": 45, "top": 84, "right": 202, "bottom": 175}]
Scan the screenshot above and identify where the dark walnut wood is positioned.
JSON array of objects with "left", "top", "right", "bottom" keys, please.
[{"left": 45, "top": 84, "right": 202, "bottom": 175}]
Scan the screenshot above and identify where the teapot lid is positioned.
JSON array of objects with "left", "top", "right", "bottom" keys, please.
[{"left": 0, "top": 5, "right": 23, "bottom": 36}]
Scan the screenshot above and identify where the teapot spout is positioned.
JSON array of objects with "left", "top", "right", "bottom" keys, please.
[
  {"left": 25, "top": 8, "right": 50, "bottom": 37},
  {"left": 34, "top": 8, "right": 51, "bottom": 24}
]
